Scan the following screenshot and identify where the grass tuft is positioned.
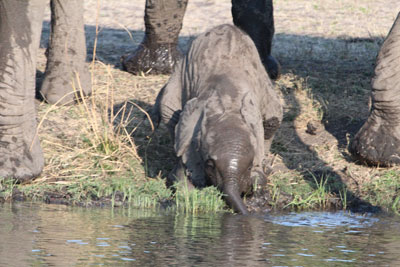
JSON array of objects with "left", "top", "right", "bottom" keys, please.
[
  {"left": 286, "top": 174, "right": 332, "bottom": 210},
  {"left": 174, "top": 180, "right": 227, "bottom": 214},
  {"left": 362, "top": 170, "right": 400, "bottom": 213},
  {"left": 0, "top": 178, "right": 18, "bottom": 201}
]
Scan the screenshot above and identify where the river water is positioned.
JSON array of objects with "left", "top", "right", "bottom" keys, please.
[{"left": 0, "top": 203, "right": 399, "bottom": 266}]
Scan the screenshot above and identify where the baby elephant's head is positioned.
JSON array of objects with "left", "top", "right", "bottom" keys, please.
[{"left": 203, "top": 123, "right": 255, "bottom": 214}]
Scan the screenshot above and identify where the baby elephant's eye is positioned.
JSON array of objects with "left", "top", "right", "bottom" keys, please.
[{"left": 205, "top": 159, "right": 215, "bottom": 169}]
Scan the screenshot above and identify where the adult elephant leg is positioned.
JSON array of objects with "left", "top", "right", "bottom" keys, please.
[
  {"left": 350, "top": 13, "right": 400, "bottom": 166},
  {"left": 0, "top": 0, "right": 46, "bottom": 181},
  {"left": 122, "top": 0, "right": 188, "bottom": 75},
  {"left": 232, "top": 0, "right": 280, "bottom": 80},
  {"left": 40, "top": 0, "right": 91, "bottom": 105}
]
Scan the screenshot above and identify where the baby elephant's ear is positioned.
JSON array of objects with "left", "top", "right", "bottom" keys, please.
[{"left": 175, "top": 97, "right": 203, "bottom": 156}]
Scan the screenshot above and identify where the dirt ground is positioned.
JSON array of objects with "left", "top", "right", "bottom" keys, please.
[{"left": 34, "top": 0, "right": 400, "bottom": 211}]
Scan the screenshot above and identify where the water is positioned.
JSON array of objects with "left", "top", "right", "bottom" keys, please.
[{"left": 1, "top": 203, "right": 400, "bottom": 266}]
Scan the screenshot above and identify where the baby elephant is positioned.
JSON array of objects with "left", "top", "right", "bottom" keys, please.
[{"left": 152, "top": 24, "right": 282, "bottom": 214}]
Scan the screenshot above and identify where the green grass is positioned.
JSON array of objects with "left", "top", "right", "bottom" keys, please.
[
  {"left": 174, "top": 180, "right": 227, "bottom": 214},
  {"left": 0, "top": 178, "right": 18, "bottom": 201},
  {"left": 267, "top": 172, "right": 340, "bottom": 211},
  {"left": 265, "top": 169, "right": 400, "bottom": 213},
  {"left": 286, "top": 174, "right": 332, "bottom": 210},
  {"left": 7, "top": 166, "right": 400, "bottom": 214},
  {"left": 362, "top": 170, "right": 400, "bottom": 213},
  {"left": 18, "top": 176, "right": 170, "bottom": 207},
  {"left": 9, "top": 175, "right": 228, "bottom": 214}
]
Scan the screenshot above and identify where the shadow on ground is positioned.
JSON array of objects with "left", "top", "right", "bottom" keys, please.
[
  {"left": 110, "top": 99, "right": 176, "bottom": 178},
  {"left": 39, "top": 21, "right": 194, "bottom": 68},
  {"left": 267, "top": 33, "right": 385, "bottom": 212}
]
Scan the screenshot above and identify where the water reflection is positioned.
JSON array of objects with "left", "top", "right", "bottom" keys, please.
[{"left": 0, "top": 203, "right": 400, "bottom": 266}]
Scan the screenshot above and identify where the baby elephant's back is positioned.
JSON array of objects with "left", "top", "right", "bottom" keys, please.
[{"left": 186, "top": 24, "right": 267, "bottom": 84}]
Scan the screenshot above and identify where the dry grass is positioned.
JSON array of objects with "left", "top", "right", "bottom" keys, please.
[{"left": 22, "top": 0, "right": 400, "bottom": 212}]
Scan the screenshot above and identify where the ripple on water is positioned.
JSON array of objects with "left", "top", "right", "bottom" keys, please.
[
  {"left": 96, "top": 242, "right": 110, "bottom": 247},
  {"left": 264, "top": 211, "right": 379, "bottom": 230},
  {"left": 121, "top": 257, "right": 136, "bottom": 261},
  {"left": 66, "top": 239, "right": 89, "bottom": 245},
  {"left": 260, "top": 211, "right": 392, "bottom": 266}
]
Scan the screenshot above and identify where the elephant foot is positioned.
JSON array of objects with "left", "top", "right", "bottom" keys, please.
[
  {"left": 40, "top": 0, "right": 91, "bottom": 105},
  {"left": 121, "top": 42, "right": 182, "bottom": 75},
  {"left": 40, "top": 63, "right": 92, "bottom": 105},
  {"left": 0, "top": 162, "right": 43, "bottom": 183},
  {"left": 350, "top": 117, "right": 400, "bottom": 166},
  {"left": 264, "top": 55, "right": 281, "bottom": 80},
  {"left": 0, "top": 137, "right": 44, "bottom": 183}
]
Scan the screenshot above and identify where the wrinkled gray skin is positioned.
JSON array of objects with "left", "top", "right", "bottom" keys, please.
[
  {"left": 0, "top": 0, "right": 45, "bottom": 181},
  {"left": 0, "top": 0, "right": 90, "bottom": 182},
  {"left": 351, "top": 13, "right": 400, "bottom": 166},
  {"left": 123, "top": 0, "right": 280, "bottom": 80},
  {"left": 152, "top": 24, "right": 282, "bottom": 214},
  {"left": 40, "top": 0, "right": 92, "bottom": 105}
]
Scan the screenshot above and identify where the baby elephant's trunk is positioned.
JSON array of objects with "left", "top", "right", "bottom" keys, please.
[
  {"left": 223, "top": 181, "right": 249, "bottom": 214},
  {"left": 207, "top": 122, "right": 255, "bottom": 214}
]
